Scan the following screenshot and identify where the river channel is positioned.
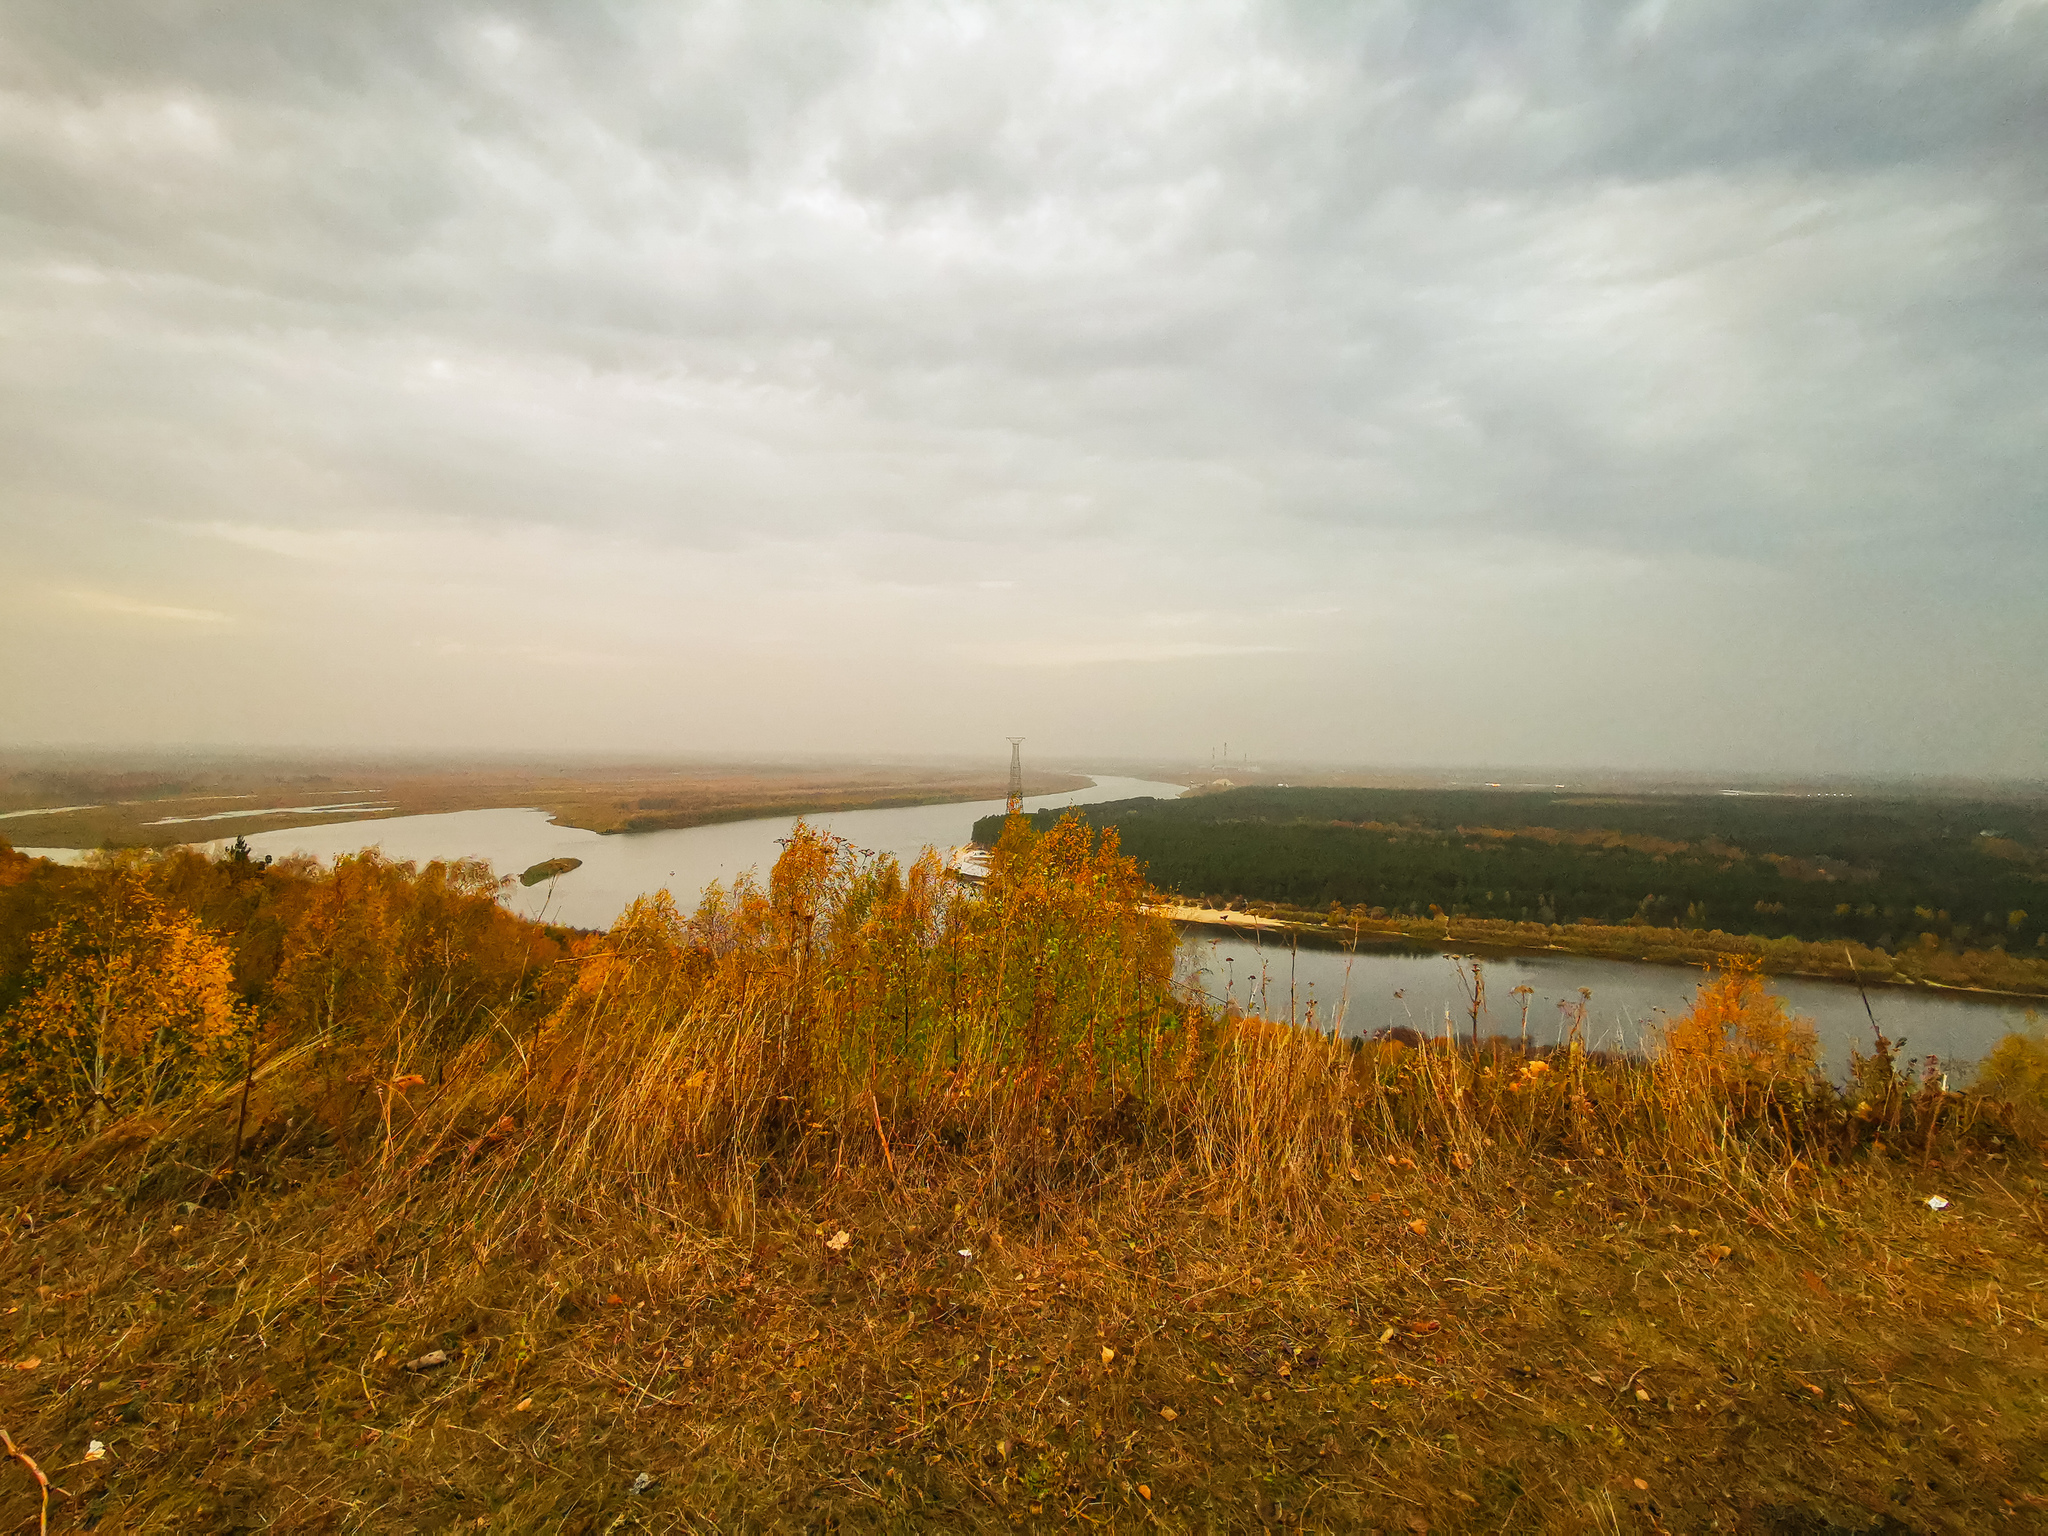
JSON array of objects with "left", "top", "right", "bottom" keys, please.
[
  {"left": 1180, "top": 929, "right": 2038, "bottom": 1077},
  {"left": 188, "top": 776, "right": 1189, "bottom": 932},
  {"left": 29, "top": 775, "right": 2036, "bottom": 1076}
]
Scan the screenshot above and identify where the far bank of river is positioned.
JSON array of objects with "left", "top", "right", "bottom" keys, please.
[
  {"left": 180, "top": 775, "right": 1189, "bottom": 932},
  {"left": 20, "top": 775, "right": 2037, "bottom": 1073}
]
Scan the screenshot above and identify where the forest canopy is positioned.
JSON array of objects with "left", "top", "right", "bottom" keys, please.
[{"left": 975, "top": 787, "right": 2048, "bottom": 955}]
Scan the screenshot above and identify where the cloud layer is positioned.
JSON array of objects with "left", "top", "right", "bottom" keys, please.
[{"left": 3, "top": 1, "right": 2043, "bottom": 773}]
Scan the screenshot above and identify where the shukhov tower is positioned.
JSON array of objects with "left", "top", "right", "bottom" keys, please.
[{"left": 1006, "top": 738, "right": 1025, "bottom": 818}]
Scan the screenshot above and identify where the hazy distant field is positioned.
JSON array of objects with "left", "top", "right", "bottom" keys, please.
[{"left": 0, "top": 757, "right": 1089, "bottom": 851}]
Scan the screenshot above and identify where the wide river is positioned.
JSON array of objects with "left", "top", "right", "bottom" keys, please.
[
  {"left": 26, "top": 775, "right": 2036, "bottom": 1075},
  {"left": 1181, "top": 930, "right": 2037, "bottom": 1077}
]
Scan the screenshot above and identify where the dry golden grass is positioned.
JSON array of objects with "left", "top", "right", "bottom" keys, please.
[
  {"left": 3, "top": 1136, "right": 2042, "bottom": 1532},
  {"left": 0, "top": 819, "right": 2044, "bottom": 1532}
]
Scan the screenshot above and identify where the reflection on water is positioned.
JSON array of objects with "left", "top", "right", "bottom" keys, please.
[
  {"left": 1176, "top": 928, "right": 2040, "bottom": 1076},
  {"left": 193, "top": 776, "right": 1189, "bottom": 933}
]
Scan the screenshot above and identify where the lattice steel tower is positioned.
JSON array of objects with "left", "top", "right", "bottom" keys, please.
[{"left": 1006, "top": 738, "right": 1026, "bottom": 818}]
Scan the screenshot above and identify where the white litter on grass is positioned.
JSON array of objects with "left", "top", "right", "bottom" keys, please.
[
  {"left": 83, "top": 1440, "right": 105, "bottom": 1462},
  {"left": 1926, "top": 1196, "right": 1950, "bottom": 1211},
  {"left": 630, "top": 1472, "right": 655, "bottom": 1495},
  {"left": 957, "top": 1249, "right": 974, "bottom": 1260}
]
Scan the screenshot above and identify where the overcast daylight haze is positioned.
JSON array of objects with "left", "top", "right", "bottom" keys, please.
[{"left": 3, "top": 1, "right": 2044, "bottom": 777}]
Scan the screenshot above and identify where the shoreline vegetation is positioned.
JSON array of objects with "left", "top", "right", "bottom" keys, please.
[
  {"left": 0, "top": 757, "right": 1092, "bottom": 850},
  {"left": 1153, "top": 901, "right": 2048, "bottom": 1000},
  {"left": 0, "top": 818, "right": 2044, "bottom": 1528},
  {"left": 982, "top": 786, "right": 2048, "bottom": 1000}
]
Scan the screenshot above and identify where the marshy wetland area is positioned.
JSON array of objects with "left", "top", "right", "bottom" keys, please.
[{"left": 0, "top": 769, "right": 2045, "bottom": 1532}]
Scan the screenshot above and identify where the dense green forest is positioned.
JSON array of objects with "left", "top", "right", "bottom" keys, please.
[{"left": 977, "top": 787, "right": 2048, "bottom": 954}]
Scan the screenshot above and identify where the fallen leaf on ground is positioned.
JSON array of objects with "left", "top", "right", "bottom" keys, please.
[
  {"left": 1101, "top": 1345, "right": 1116, "bottom": 1365},
  {"left": 402, "top": 1350, "right": 449, "bottom": 1371},
  {"left": 825, "top": 1230, "right": 852, "bottom": 1252}
]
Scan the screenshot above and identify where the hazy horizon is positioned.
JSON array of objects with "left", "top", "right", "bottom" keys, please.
[
  {"left": 4, "top": 2, "right": 2044, "bottom": 778},
  {"left": 4, "top": 744, "right": 2044, "bottom": 804}
]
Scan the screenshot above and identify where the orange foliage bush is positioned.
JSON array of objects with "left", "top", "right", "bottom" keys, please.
[
  {"left": 0, "top": 857, "right": 242, "bottom": 1136},
  {"left": 520, "top": 814, "right": 1185, "bottom": 1199},
  {"left": 1659, "top": 957, "right": 1819, "bottom": 1083},
  {"left": 0, "top": 843, "right": 571, "bottom": 1145}
]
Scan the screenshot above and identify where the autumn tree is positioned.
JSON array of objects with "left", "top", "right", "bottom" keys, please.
[
  {"left": 0, "top": 858, "right": 243, "bottom": 1137},
  {"left": 1660, "top": 957, "right": 1818, "bottom": 1089}
]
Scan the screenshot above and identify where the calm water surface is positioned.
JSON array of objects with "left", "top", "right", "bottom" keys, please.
[
  {"left": 1178, "top": 930, "right": 2040, "bottom": 1076},
  {"left": 191, "top": 775, "right": 1189, "bottom": 932},
  {"left": 24, "top": 775, "right": 2036, "bottom": 1073}
]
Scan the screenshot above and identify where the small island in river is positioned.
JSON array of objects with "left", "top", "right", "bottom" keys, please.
[{"left": 519, "top": 856, "right": 584, "bottom": 887}]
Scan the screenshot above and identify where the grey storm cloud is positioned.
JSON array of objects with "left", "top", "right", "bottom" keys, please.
[{"left": 1, "top": 1, "right": 2043, "bottom": 773}]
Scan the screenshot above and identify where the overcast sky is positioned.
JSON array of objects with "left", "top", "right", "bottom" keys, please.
[{"left": 2, "top": 1, "right": 2043, "bottom": 776}]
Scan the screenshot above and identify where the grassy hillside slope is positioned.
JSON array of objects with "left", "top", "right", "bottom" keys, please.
[{"left": 0, "top": 826, "right": 2043, "bottom": 1531}]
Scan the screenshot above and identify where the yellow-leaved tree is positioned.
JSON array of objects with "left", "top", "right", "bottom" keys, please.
[
  {"left": 1975, "top": 1014, "right": 2048, "bottom": 1129},
  {"left": 0, "top": 859, "right": 243, "bottom": 1138},
  {"left": 1661, "top": 958, "right": 1819, "bottom": 1081}
]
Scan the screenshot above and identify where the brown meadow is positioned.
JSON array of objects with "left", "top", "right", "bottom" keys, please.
[{"left": 0, "top": 820, "right": 2043, "bottom": 1532}]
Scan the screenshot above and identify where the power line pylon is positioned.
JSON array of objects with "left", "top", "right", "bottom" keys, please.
[{"left": 1006, "top": 738, "right": 1026, "bottom": 818}]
